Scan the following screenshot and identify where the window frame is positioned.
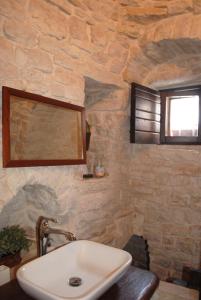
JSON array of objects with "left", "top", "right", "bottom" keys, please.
[{"left": 160, "top": 85, "right": 201, "bottom": 145}]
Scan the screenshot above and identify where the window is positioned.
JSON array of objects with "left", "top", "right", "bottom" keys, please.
[
  {"left": 130, "top": 83, "right": 201, "bottom": 145},
  {"left": 160, "top": 86, "right": 201, "bottom": 144},
  {"left": 167, "top": 96, "right": 199, "bottom": 137}
]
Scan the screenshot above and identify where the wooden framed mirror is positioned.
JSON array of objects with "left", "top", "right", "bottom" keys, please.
[{"left": 2, "top": 86, "right": 86, "bottom": 167}]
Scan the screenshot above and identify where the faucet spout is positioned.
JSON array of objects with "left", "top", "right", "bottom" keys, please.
[{"left": 45, "top": 227, "right": 76, "bottom": 241}]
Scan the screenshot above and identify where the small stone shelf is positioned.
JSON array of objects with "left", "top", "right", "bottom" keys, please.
[{"left": 82, "top": 174, "right": 109, "bottom": 181}]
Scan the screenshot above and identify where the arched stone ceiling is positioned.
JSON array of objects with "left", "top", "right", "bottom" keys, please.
[{"left": 124, "top": 13, "right": 201, "bottom": 89}]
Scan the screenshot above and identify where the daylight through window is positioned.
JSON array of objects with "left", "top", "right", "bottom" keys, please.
[{"left": 166, "top": 95, "right": 199, "bottom": 137}]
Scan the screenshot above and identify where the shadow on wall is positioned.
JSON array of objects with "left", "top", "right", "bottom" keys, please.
[
  {"left": 83, "top": 76, "right": 128, "bottom": 172},
  {"left": 125, "top": 35, "right": 201, "bottom": 89},
  {"left": 0, "top": 184, "right": 68, "bottom": 237},
  {"left": 84, "top": 76, "right": 121, "bottom": 108}
]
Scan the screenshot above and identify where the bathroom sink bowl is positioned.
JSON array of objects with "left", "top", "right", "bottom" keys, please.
[{"left": 17, "top": 240, "right": 132, "bottom": 300}]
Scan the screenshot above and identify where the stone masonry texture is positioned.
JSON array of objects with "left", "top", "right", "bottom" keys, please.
[{"left": 0, "top": 0, "right": 201, "bottom": 280}]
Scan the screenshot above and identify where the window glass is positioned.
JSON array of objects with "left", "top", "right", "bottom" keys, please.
[{"left": 166, "top": 95, "right": 199, "bottom": 137}]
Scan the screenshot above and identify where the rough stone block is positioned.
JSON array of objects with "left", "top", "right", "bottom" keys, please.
[
  {"left": 175, "top": 239, "right": 195, "bottom": 256},
  {"left": 193, "top": 0, "right": 201, "bottom": 13},
  {"left": 152, "top": 256, "right": 172, "bottom": 269},
  {"left": 26, "top": 80, "right": 50, "bottom": 95},
  {"left": 190, "top": 14, "right": 201, "bottom": 39},
  {"left": 190, "top": 225, "right": 201, "bottom": 237},
  {"left": 109, "top": 58, "right": 126, "bottom": 74},
  {"left": 0, "top": 36, "right": 15, "bottom": 63},
  {"left": 173, "top": 14, "right": 192, "bottom": 38},
  {"left": 108, "top": 41, "right": 126, "bottom": 58},
  {"left": 55, "top": 66, "right": 84, "bottom": 87},
  {"left": 83, "top": 0, "right": 100, "bottom": 11},
  {"left": 67, "top": 0, "right": 84, "bottom": 8},
  {"left": 15, "top": 47, "right": 28, "bottom": 67},
  {"left": 26, "top": 49, "right": 53, "bottom": 73},
  {"left": 91, "top": 50, "right": 108, "bottom": 65},
  {"left": 29, "top": 0, "right": 68, "bottom": 39},
  {"left": 69, "top": 16, "right": 89, "bottom": 41},
  {"left": 4, "top": 19, "right": 38, "bottom": 48},
  {"left": 21, "top": 67, "right": 45, "bottom": 84},
  {"left": 0, "top": 0, "right": 27, "bottom": 20},
  {"left": 54, "top": 49, "right": 80, "bottom": 70},
  {"left": 39, "top": 35, "right": 61, "bottom": 54},
  {"left": 126, "top": 6, "right": 167, "bottom": 16},
  {"left": 0, "top": 59, "right": 18, "bottom": 80},
  {"left": 0, "top": 15, "right": 4, "bottom": 36},
  {"left": 50, "top": 82, "right": 66, "bottom": 99},
  {"left": 125, "top": 6, "right": 167, "bottom": 24},
  {"left": 168, "top": 0, "right": 193, "bottom": 16},
  {"left": 65, "top": 86, "right": 85, "bottom": 104},
  {"left": 118, "top": 22, "right": 144, "bottom": 39},
  {"left": 100, "top": 2, "right": 119, "bottom": 21},
  {"left": 91, "top": 24, "right": 108, "bottom": 47},
  {"left": 44, "top": 0, "right": 72, "bottom": 15}
]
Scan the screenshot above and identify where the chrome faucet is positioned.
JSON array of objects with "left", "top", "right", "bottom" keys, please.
[{"left": 36, "top": 216, "right": 76, "bottom": 256}]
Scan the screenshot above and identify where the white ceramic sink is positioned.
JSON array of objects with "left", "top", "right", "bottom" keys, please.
[{"left": 17, "top": 240, "right": 132, "bottom": 300}]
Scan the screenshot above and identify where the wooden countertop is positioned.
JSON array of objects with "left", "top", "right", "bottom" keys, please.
[{"left": 0, "top": 266, "right": 159, "bottom": 300}]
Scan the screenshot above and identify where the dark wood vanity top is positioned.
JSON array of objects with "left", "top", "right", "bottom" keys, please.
[{"left": 0, "top": 266, "right": 159, "bottom": 300}]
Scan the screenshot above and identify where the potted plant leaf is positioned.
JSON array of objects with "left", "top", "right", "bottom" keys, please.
[{"left": 0, "top": 225, "right": 31, "bottom": 267}]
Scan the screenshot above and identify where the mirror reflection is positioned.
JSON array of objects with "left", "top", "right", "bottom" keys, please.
[{"left": 10, "top": 96, "right": 84, "bottom": 160}]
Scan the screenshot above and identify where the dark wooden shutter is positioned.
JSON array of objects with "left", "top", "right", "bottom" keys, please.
[{"left": 130, "top": 83, "right": 160, "bottom": 144}]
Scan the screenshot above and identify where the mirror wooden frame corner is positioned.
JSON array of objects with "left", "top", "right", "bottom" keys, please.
[{"left": 2, "top": 86, "right": 86, "bottom": 168}]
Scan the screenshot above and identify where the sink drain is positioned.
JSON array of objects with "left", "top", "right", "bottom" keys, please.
[{"left": 68, "top": 277, "right": 82, "bottom": 287}]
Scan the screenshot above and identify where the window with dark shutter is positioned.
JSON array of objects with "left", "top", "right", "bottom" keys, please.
[
  {"left": 130, "top": 83, "right": 161, "bottom": 144},
  {"left": 130, "top": 83, "right": 201, "bottom": 145}
]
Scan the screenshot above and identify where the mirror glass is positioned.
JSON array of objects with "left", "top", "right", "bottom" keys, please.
[
  {"left": 10, "top": 96, "right": 83, "bottom": 160},
  {"left": 2, "top": 87, "right": 86, "bottom": 167}
]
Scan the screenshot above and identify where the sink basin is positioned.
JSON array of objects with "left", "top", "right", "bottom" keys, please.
[{"left": 17, "top": 240, "right": 132, "bottom": 300}]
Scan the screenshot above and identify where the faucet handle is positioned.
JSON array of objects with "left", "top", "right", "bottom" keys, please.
[
  {"left": 46, "top": 217, "right": 58, "bottom": 223},
  {"left": 39, "top": 216, "right": 58, "bottom": 225}
]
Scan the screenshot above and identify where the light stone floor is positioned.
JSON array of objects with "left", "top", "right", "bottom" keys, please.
[{"left": 151, "top": 281, "right": 199, "bottom": 300}]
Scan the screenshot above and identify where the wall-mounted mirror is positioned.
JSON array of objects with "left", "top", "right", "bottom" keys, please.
[{"left": 2, "top": 86, "right": 86, "bottom": 167}]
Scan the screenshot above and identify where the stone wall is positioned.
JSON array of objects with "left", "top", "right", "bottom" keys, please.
[
  {"left": 123, "top": 1, "right": 201, "bottom": 87},
  {"left": 129, "top": 145, "right": 201, "bottom": 279},
  {"left": 121, "top": 0, "right": 201, "bottom": 279},
  {"left": 0, "top": 0, "right": 133, "bottom": 251},
  {"left": 0, "top": 0, "right": 201, "bottom": 281}
]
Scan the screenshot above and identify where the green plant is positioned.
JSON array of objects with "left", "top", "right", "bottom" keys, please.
[{"left": 0, "top": 225, "right": 31, "bottom": 258}]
